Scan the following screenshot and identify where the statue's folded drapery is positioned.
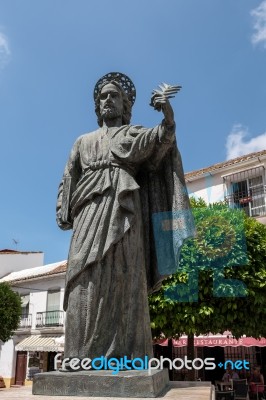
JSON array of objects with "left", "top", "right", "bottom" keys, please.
[{"left": 56, "top": 122, "right": 194, "bottom": 360}]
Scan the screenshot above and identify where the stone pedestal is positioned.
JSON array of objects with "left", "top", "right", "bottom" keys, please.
[{"left": 32, "top": 369, "right": 169, "bottom": 397}]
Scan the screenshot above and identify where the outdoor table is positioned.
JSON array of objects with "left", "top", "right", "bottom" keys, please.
[{"left": 216, "top": 380, "right": 233, "bottom": 391}]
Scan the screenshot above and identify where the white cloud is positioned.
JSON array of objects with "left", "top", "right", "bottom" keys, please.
[
  {"left": 251, "top": 1, "right": 266, "bottom": 47},
  {"left": 0, "top": 32, "right": 11, "bottom": 69},
  {"left": 226, "top": 124, "right": 266, "bottom": 160}
]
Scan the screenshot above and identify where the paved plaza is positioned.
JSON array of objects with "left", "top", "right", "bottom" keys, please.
[{"left": 0, "top": 384, "right": 213, "bottom": 400}]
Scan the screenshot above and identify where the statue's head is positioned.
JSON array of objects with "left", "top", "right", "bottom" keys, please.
[{"left": 94, "top": 72, "right": 136, "bottom": 127}]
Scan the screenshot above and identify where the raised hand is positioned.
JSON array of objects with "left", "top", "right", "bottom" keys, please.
[
  {"left": 150, "top": 83, "right": 181, "bottom": 111},
  {"left": 150, "top": 83, "right": 181, "bottom": 125}
]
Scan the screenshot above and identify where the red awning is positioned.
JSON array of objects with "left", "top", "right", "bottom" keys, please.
[{"left": 155, "top": 335, "right": 266, "bottom": 347}]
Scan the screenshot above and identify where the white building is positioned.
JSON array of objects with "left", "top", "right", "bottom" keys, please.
[
  {"left": 185, "top": 149, "right": 266, "bottom": 225},
  {"left": 0, "top": 260, "right": 66, "bottom": 387},
  {"left": 0, "top": 249, "right": 44, "bottom": 279}
]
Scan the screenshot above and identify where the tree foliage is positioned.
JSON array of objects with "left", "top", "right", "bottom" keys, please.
[
  {"left": 0, "top": 283, "right": 22, "bottom": 342},
  {"left": 149, "top": 198, "right": 266, "bottom": 339}
]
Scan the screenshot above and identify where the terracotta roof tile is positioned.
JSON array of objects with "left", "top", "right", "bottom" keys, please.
[
  {"left": 46, "top": 262, "right": 67, "bottom": 275},
  {"left": 0, "top": 249, "right": 43, "bottom": 254},
  {"left": 185, "top": 149, "right": 266, "bottom": 180}
]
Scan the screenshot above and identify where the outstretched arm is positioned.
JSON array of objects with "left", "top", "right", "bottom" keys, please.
[
  {"left": 150, "top": 82, "right": 181, "bottom": 127},
  {"left": 150, "top": 94, "right": 176, "bottom": 147},
  {"left": 152, "top": 96, "right": 174, "bottom": 127},
  {"left": 141, "top": 86, "right": 178, "bottom": 170}
]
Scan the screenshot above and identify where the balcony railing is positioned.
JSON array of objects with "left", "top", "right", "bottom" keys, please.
[
  {"left": 36, "top": 310, "right": 64, "bottom": 328},
  {"left": 19, "top": 314, "right": 32, "bottom": 328},
  {"left": 225, "top": 186, "right": 266, "bottom": 217}
]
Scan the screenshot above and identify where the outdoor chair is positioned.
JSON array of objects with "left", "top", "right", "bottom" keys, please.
[
  {"left": 233, "top": 379, "right": 248, "bottom": 384},
  {"left": 251, "top": 384, "right": 266, "bottom": 400},
  {"left": 232, "top": 380, "right": 249, "bottom": 399},
  {"left": 216, "top": 390, "right": 235, "bottom": 400}
]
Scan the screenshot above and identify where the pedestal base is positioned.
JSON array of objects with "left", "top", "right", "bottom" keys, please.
[{"left": 32, "top": 369, "right": 170, "bottom": 397}]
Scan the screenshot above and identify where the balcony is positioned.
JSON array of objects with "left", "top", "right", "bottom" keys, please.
[
  {"left": 225, "top": 186, "right": 266, "bottom": 218},
  {"left": 19, "top": 314, "right": 32, "bottom": 329},
  {"left": 36, "top": 310, "right": 64, "bottom": 328}
]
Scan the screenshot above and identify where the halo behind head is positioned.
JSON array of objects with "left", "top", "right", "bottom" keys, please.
[{"left": 94, "top": 72, "right": 136, "bottom": 106}]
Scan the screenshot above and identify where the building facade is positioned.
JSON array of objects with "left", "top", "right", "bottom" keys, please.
[
  {"left": 0, "top": 249, "right": 44, "bottom": 279},
  {"left": 185, "top": 149, "right": 266, "bottom": 225},
  {"left": 0, "top": 260, "right": 66, "bottom": 387}
]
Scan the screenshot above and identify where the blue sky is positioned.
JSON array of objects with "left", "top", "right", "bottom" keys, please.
[{"left": 0, "top": 0, "right": 265, "bottom": 264}]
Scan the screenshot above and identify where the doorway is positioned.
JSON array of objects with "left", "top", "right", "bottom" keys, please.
[{"left": 15, "top": 351, "right": 27, "bottom": 385}]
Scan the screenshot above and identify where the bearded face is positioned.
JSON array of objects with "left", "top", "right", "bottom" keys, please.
[
  {"left": 101, "top": 105, "right": 122, "bottom": 120},
  {"left": 99, "top": 83, "right": 123, "bottom": 121}
]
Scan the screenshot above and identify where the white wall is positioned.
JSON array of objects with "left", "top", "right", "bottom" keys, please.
[
  {"left": 0, "top": 339, "right": 16, "bottom": 379},
  {"left": 187, "top": 174, "right": 225, "bottom": 204},
  {"left": 0, "top": 252, "right": 44, "bottom": 278}
]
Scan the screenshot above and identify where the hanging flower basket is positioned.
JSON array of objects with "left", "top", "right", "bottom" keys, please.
[{"left": 239, "top": 196, "right": 252, "bottom": 204}]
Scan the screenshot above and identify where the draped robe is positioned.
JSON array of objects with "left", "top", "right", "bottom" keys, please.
[{"left": 56, "top": 121, "right": 194, "bottom": 361}]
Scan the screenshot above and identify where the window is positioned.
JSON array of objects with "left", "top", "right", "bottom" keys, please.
[
  {"left": 47, "top": 289, "right": 60, "bottom": 312},
  {"left": 249, "top": 176, "right": 265, "bottom": 216},
  {"left": 224, "top": 166, "right": 266, "bottom": 217},
  {"left": 46, "top": 289, "right": 61, "bottom": 326},
  {"left": 20, "top": 294, "right": 29, "bottom": 316}
]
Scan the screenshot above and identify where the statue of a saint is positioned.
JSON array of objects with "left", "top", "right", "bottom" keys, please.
[{"left": 56, "top": 72, "right": 194, "bottom": 363}]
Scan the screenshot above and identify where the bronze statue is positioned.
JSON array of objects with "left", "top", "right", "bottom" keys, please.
[{"left": 56, "top": 72, "right": 194, "bottom": 364}]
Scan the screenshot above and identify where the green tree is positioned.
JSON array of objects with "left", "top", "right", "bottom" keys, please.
[
  {"left": 0, "top": 283, "right": 22, "bottom": 342},
  {"left": 149, "top": 198, "right": 266, "bottom": 378}
]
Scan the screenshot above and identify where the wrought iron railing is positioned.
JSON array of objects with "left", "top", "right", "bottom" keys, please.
[
  {"left": 225, "top": 186, "right": 266, "bottom": 217},
  {"left": 19, "top": 314, "right": 32, "bottom": 328},
  {"left": 36, "top": 310, "right": 64, "bottom": 327}
]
